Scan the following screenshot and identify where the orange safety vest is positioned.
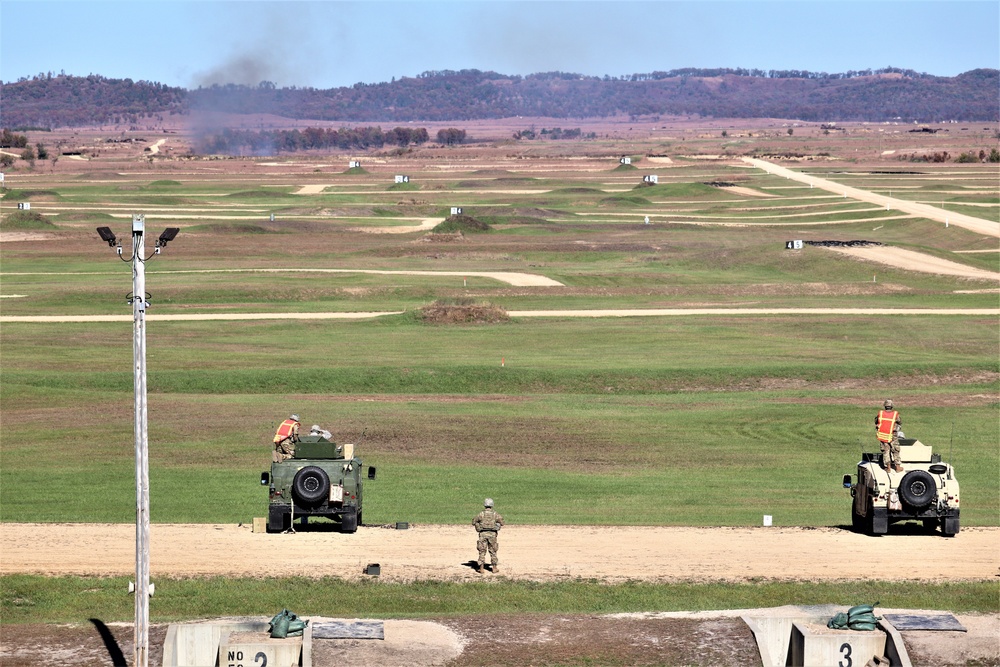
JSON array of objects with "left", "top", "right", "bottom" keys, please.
[
  {"left": 875, "top": 410, "right": 899, "bottom": 443},
  {"left": 273, "top": 419, "right": 299, "bottom": 443}
]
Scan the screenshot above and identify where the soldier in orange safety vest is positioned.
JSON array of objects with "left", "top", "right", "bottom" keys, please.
[
  {"left": 273, "top": 414, "right": 301, "bottom": 462},
  {"left": 875, "top": 400, "right": 903, "bottom": 473}
]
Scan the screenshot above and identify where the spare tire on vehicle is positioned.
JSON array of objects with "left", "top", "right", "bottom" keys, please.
[
  {"left": 292, "top": 466, "right": 330, "bottom": 506},
  {"left": 898, "top": 470, "right": 936, "bottom": 509}
]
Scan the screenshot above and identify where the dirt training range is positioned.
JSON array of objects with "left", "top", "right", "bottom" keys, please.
[
  {"left": 3, "top": 523, "right": 998, "bottom": 581},
  {"left": 1, "top": 118, "right": 998, "bottom": 667}
]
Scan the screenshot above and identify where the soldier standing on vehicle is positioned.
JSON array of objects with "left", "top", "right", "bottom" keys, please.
[
  {"left": 875, "top": 400, "right": 904, "bottom": 473},
  {"left": 472, "top": 498, "right": 504, "bottom": 574},
  {"left": 273, "top": 414, "right": 301, "bottom": 462}
]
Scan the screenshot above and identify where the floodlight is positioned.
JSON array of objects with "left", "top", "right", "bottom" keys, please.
[
  {"left": 96, "top": 226, "right": 117, "bottom": 246},
  {"left": 157, "top": 228, "right": 180, "bottom": 247}
]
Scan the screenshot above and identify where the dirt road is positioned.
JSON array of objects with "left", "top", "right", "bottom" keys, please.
[
  {"left": 825, "top": 245, "right": 1000, "bottom": 281},
  {"left": 743, "top": 157, "right": 1000, "bottom": 238},
  {"left": 352, "top": 216, "right": 442, "bottom": 234},
  {"left": 0, "top": 266, "right": 564, "bottom": 288},
  {"left": 3, "top": 307, "right": 997, "bottom": 323},
  {"left": 2, "top": 524, "right": 996, "bottom": 582}
]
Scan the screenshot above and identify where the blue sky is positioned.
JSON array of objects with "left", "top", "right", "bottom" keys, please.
[{"left": 2, "top": 1, "right": 997, "bottom": 88}]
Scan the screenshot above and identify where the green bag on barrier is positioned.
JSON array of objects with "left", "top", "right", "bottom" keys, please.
[
  {"left": 269, "top": 609, "right": 309, "bottom": 638},
  {"left": 826, "top": 612, "right": 849, "bottom": 629},
  {"left": 827, "top": 602, "right": 881, "bottom": 631},
  {"left": 847, "top": 601, "right": 881, "bottom": 631}
]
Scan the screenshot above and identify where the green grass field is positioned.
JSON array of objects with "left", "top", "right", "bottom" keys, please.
[
  {"left": 3, "top": 575, "right": 997, "bottom": 624},
  {"left": 2, "top": 314, "right": 998, "bottom": 526},
  {"left": 1, "top": 146, "right": 997, "bottom": 626}
]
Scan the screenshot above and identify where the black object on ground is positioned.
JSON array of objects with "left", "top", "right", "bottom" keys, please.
[{"left": 884, "top": 614, "right": 967, "bottom": 632}]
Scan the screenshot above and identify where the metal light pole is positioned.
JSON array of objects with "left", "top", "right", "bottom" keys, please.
[
  {"left": 96, "top": 217, "right": 178, "bottom": 667},
  {"left": 131, "top": 215, "right": 150, "bottom": 667}
]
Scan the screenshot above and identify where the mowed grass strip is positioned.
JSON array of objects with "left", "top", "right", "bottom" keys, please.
[
  {"left": 2, "top": 314, "right": 997, "bottom": 374},
  {"left": 1, "top": 226, "right": 995, "bottom": 315},
  {"left": 2, "top": 314, "right": 996, "bottom": 526},
  {"left": 2, "top": 575, "right": 997, "bottom": 625},
  {"left": 2, "top": 386, "right": 996, "bottom": 525}
]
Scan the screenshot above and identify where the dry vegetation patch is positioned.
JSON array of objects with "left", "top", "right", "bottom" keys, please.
[
  {"left": 418, "top": 299, "right": 510, "bottom": 325},
  {"left": 416, "top": 232, "right": 466, "bottom": 243}
]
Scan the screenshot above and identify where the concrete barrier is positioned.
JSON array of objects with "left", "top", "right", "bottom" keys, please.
[
  {"left": 162, "top": 618, "right": 312, "bottom": 667},
  {"left": 220, "top": 630, "right": 302, "bottom": 667},
  {"left": 790, "top": 621, "right": 885, "bottom": 666},
  {"left": 742, "top": 606, "right": 911, "bottom": 667}
]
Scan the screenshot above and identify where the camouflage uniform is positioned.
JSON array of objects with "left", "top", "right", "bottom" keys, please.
[
  {"left": 473, "top": 507, "right": 504, "bottom": 572},
  {"left": 875, "top": 403, "right": 903, "bottom": 473},
  {"left": 273, "top": 417, "right": 300, "bottom": 462}
]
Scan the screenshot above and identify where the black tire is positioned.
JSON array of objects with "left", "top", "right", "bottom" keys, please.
[
  {"left": 341, "top": 507, "right": 358, "bottom": 534},
  {"left": 851, "top": 505, "right": 863, "bottom": 532},
  {"left": 292, "top": 466, "right": 330, "bottom": 506},
  {"left": 898, "top": 470, "right": 936, "bottom": 510},
  {"left": 922, "top": 518, "right": 939, "bottom": 533}
]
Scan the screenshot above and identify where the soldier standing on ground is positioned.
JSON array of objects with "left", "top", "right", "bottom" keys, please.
[
  {"left": 273, "top": 414, "right": 301, "bottom": 462},
  {"left": 473, "top": 498, "right": 504, "bottom": 574},
  {"left": 875, "top": 400, "right": 904, "bottom": 473}
]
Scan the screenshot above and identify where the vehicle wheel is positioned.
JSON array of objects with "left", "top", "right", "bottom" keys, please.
[
  {"left": 851, "top": 505, "right": 863, "bottom": 532},
  {"left": 357, "top": 511, "right": 363, "bottom": 527},
  {"left": 292, "top": 466, "right": 330, "bottom": 506},
  {"left": 922, "top": 518, "right": 939, "bottom": 534},
  {"left": 341, "top": 508, "right": 358, "bottom": 534},
  {"left": 898, "top": 470, "right": 936, "bottom": 510}
]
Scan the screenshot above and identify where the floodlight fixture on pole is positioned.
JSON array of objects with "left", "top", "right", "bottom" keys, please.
[
  {"left": 96, "top": 226, "right": 117, "bottom": 246},
  {"left": 94, "top": 215, "right": 179, "bottom": 667}
]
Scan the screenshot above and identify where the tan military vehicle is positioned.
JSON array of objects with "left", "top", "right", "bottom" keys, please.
[{"left": 843, "top": 438, "right": 960, "bottom": 537}]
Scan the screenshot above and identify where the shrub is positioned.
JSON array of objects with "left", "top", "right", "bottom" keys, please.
[
  {"left": 432, "top": 214, "right": 491, "bottom": 233},
  {"left": 418, "top": 299, "right": 509, "bottom": 325},
  {"left": 1, "top": 210, "right": 57, "bottom": 230}
]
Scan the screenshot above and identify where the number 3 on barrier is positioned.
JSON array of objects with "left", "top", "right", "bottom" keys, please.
[{"left": 839, "top": 642, "right": 852, "bottom": 667}]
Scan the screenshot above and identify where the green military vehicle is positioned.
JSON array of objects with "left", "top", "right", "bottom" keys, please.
[
  {"left": 843, "top": 438, "right": 960, "bottom": 537},
  {"left": 260, "top": 436, "right": 375, "bottom": 533}
]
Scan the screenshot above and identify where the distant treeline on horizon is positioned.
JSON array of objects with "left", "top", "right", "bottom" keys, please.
[{"left": 2, "top": 67, "right": 997, "bottom": 129}]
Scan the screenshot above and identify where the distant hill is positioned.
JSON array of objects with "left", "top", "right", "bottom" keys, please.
[
  {"left": 2, "top": 68, "right": 997, "bottom": 129},
  {"left": 1, "top": 74, "right": 187, "bottom": 129}
]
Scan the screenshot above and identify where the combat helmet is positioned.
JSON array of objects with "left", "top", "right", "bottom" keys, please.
[
  {"left": 290, "top": 414, "right": 300, "bottom": 422},
  {"left": 484, "top": 498, "right": 494, "bottom": 508},
  {"left": 883, "top": 400, "right": 893, "bottom": 410}
]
